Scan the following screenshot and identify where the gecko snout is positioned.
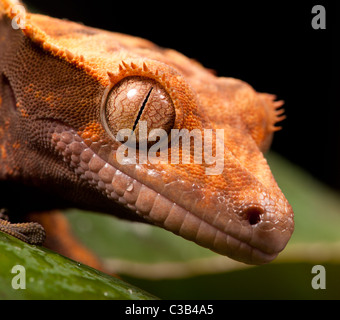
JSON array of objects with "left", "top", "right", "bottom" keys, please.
[{"left": 243, "top": 201, "right": 294, "bottom": 263}]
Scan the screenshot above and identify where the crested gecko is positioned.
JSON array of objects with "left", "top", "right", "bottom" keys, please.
[{"left": 0, "top": 0, "right": 294, "bottom": 268}]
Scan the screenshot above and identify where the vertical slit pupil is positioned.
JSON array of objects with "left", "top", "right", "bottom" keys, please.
[{"left": 132, "top": 87, "right": 153, "bottom": 132}]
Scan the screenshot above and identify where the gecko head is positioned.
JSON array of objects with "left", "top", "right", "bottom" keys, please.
[
  {"left": 2, "top": 5, "right": 293, "bottom": 265},
  {"left": 52, "top": 58, "right": 293, "bottom": 265},
  {"left": 15, "top": 16, "right": 294, "bottom": 263},
  {"left": 48, "top": 57, "right": 294, "bottom": 265}
]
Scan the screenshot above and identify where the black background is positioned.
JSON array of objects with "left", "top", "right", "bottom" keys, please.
[{"left": 24, "top": 0, "right": 339, "bottom": 191}]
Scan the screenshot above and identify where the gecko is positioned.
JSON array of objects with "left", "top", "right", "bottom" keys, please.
[{"left": 0, "top": 0, "right": 294, "bottom": 268}]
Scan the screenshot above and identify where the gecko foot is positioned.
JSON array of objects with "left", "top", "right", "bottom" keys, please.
[{"left": 0, "top": 213, "right": 46, "bottom": 245}]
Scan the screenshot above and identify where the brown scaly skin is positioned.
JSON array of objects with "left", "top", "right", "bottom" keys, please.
[
  {"left": 0, "top": 208, "right": 45, "bottom": 244},
  {"left": 0, "top": 0, "right": 294, "bottom": 266}
]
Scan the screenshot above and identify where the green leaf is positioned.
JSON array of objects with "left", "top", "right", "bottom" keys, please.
[
  {"left": 0, "top": 232, "right": 157, "bottom": 300},
  {"left": 121, "top": 262, "right": 340, "bottom": 300}
]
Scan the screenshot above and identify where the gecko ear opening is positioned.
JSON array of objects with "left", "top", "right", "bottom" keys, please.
[{"left": 102, "top": 76, "right": 175, "bottom": 147}]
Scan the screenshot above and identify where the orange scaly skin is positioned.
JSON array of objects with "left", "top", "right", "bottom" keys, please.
[{"left": 0, "top": 0, "right": 294, "bottom": 266}]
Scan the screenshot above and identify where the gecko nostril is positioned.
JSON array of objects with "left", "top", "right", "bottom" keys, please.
[{"left": 244, "top": 207, "right": 263, "bottom": 225}]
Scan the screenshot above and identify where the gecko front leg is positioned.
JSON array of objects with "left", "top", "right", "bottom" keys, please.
[{"left": 0, "top": 208, "right": 46, "bottom": 244}]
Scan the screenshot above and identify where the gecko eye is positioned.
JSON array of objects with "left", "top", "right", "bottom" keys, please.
[{"left": 103, "top": 76, "right": 175, "bottom": 145}]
